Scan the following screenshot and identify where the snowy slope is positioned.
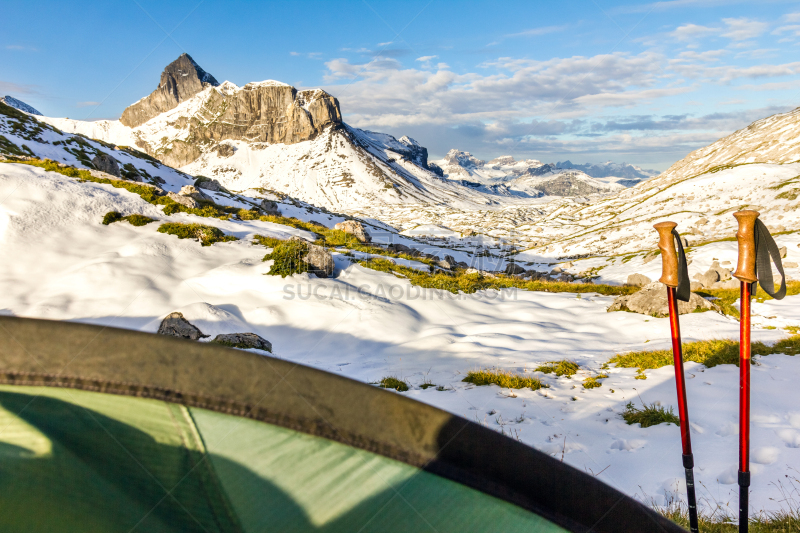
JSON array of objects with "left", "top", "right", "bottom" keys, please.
[{"left": 1, "top": 160, "right": 800, "bottom": 517}]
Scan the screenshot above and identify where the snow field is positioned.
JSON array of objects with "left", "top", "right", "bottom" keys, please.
[{"left": 2, "top": 163, "right": 800, "bottom": 515}]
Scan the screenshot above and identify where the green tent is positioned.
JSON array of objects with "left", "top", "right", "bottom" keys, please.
[{"left": 0, "top": 317, "right": 683, "bottom": 532}]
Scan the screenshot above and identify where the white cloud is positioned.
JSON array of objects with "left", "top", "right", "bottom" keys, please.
[
  {"left": 76, "top": 101, "right": 101, "bottom": 108},
  {"left": 416, "top": 56, "right": 438, "bottom": 62},
  {"left": 671, "top": 23, "right": 719, "bottom": 41},
  {"left": 722, "top": 17, "right": 768, "bottom": 41}
]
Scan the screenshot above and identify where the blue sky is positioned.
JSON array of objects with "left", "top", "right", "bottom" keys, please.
[{"left": 4, "top": 0, "right": 800, "bottom": 169}]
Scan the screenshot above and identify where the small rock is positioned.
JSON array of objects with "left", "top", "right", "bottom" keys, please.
[
  {"left": 690, "top": 281, "right": 704, "bottom": 291},
  {"left": 464, "top": 268, "right": 480, "bottom": 274},
  {"left": 157, "top": 312, "right": 208, "bottom": 340},
  {"left": 607, "top": 282, "right": 717, "bottom": 317},
  {"left": 711, "top": 280, "right": 740, "bottom": 289},
  {"left": 260, "top": 199, "right": 281, "bottom": 216},
  {"left": 92, "top": 153, "right": 121, "bottom": 177},
  {"left": 642, "top": 252, "right": 659, "bottom": 265},
  {"left": 562, "top": 261, "right": 574, "bottom": 268},
  {"left": 780, "top": 246, "right": 788, "bottom": 258},
  {"left": 456, "top": 261, "right": 469, "bottom": 269},
  {"left": 437, "top": 259, "right": 453, "bottom": 270},
  {"left": 626, "top": 273, "right": 651, "bottom": 287},
  {"left": 785, "top": 261, "right": 798, "bottom": 268},
  {"left": 211, "top": 332, "right": 271, "bottom": 353},
  {"left": 89, "top": 169, "right": 121, "bottom": 181},
  {"left": 696, "top": 217, "right": 708, "bottom": 226},
  {"left": 303, "top": 243, "right": 334, "bottom": 278},
  {"left": 550, "top": 266, "right": 563, "bottom": 274},
  {"left": 167, "top": 191, "right": 199, "bottom": 209},
  {"left": 505, "top": 263, "right": 526, "bottom": 275},
  {"left": 461, "top": 229, "right": 476, "bottom": 237}
]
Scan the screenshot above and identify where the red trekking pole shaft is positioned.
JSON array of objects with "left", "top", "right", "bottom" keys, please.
[
  {"left": 733, "top": 210, "right": 759, "bottom": 533},
  {"left": 654, "top": 222, "right": 699, "bottom": 533}
]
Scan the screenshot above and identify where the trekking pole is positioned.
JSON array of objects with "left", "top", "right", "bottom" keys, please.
[
  {"left": 654, "top": 221, "right": 699, "bottom": 533},
  {"left": 731, "top": 210, "right": 786, "bottom": 533}
]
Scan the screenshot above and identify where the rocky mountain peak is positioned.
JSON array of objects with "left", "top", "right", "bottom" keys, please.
[
  {"left": 0, "top": 96, "right": 41, "bottom": 116},
  {"left": 443, "top": 149, "right": 485, "bottom": 168},
  {"left": 487, "top": 155, "right": 516, "bottom": 166},
  {"left": 120, "top": 53, "right": 219, "bottom": 128}
]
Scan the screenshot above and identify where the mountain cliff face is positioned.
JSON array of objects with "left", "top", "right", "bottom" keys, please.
[
  {"left": 0, "top": 96, "right": 41, "bottom": 116},
  {"left": 121, "top": 54, "right": 219, "bottom": 128}
]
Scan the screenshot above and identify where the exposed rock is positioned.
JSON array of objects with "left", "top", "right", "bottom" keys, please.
[
  {"left": 260, "top": 199, "right": 281, "bottom": 216},
  {"left": 211, "top": 332, "right": 272, "bottom": 353},
  {"left": 157, "top": 312, "right": 208, "bottom": 340},
  {"left": 179, "top": 185, "right": 211, "bottom": 201},
  {"left": 690, "top": 281, "right": 704, "bottom": 291},
  {"left": 608, "top": 282, "right": 717, "bottom": 317},
  {"left": 533, "top": 171, "right": 618, "bottom": 196},
  {"left": 0, "top": 95, "right": 42, "bottom": 115},
  {"left": 709, "top": 261, "right": 732, "bottom": 281},
  {"left": 120, "top": 53, "right": 220, "bottom": 128},
  {"left": 92, "top": 153, "right": 121, "bottom": 177},
  {"left": 303, "top": 243, "right": 334, "bottom": 278},
  {"left": 550, "top": 266, "right": 563, "bottom": 274},
  {"left": 167, "top": 191, "right": 199, "bottom": 209},
  {"left": 780, "top": 246, "right": 788, "bottom": 258},
  {"left": 444, "top": 255, "right": 457, "bottom": 266},
  {"left": 461, "top": 229, "right": 476, "bottom": 237},
  {"left": 505, "top": 263, "right": 526, "bottom": 275},
  {"left": 334, "top": 220, "right": 371, "bottom": 243},
  {"left": 213, "top": 143, "right": 236, "bottom": 158},
  {"left": 642, "top": 252, "right": 659, "bottom": 264},
  {"left": 626, "top": 273, "right": 651, "bottom": 287},
  {"left": 437, "top": 259, "right": 453, "bottom": 270},
  {"left": 456, "top": 261, "right": 469, "bottom": 269},
  {"left": 196, "top": 178, "right": 223, "bottom": 191},
  {"left": 89, "top": 169, "right": 121, "bottom": 181},
  {"left": 785, "top": 261, "right": 798, "bottom": 268}
]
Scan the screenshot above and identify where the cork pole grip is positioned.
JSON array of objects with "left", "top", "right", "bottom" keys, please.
[
  {"left": 654, "top": 221, "right": 680, "bottom": 288},
  {"left": 733, "top": 210, "right": 759, "bottom": 283}
]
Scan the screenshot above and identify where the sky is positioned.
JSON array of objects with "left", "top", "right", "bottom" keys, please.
[{"left": 4, "top": 0, "right": 800, "bottom": 170}]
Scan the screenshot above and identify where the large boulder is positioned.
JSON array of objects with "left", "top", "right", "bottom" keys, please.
[
  {"left": 196, "top": 178, "right": 223, "bottom": 192},
  {"left": 211, "top": 332, "right": 272, "bottom": 353},
  {"left": 335, "top": 220, "right": 371, "bottom": 243},
  {"left": 156, "top": 312, "right": 208, "bottom": 340},
  {"left": 179, "top": 185, "right": 210, "bottom": 201},
  {"left": 608, "top": 282, "right": 717, "bottom": 317},
  {"left": 92, "top": 153, "right": 121, "bottom": 177},
  {"left": 626, "top": 273, "right": 651, "bottom": 287},
  {"left": 304, "top": 243, "right": 334, "bottom": 278}
]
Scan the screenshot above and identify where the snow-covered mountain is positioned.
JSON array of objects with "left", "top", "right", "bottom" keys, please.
[
  {"left": 1, "top": 96, "right": 41, "bottom": 116},
  {"left": 554, "top": 160, "right": 658, "bottom": 187},
  {"left": 36, "top": 55, "right": 625, "bottom": 215}
]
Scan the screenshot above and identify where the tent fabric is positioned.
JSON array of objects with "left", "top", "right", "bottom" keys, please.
[{"left": 0, "top": 317, "right": 686, "bottom": 532}]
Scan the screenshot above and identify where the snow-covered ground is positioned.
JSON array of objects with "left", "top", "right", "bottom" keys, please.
[{"left": 2, "top": 162, "right": 799, "bottom": 516}]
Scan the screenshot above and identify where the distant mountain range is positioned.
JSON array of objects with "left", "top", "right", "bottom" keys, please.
[{"left": 431, "top": 149, "right": 658, "bottom": 189}]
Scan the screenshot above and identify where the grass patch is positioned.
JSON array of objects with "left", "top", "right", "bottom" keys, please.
[
  {"left": 698, "top": 281, "right": 800, "bottom": 320},
  {"left": 102, "top": 211, "right": 155, "bottom": 226},
  {"left": 379, "top": 377, "right": 409, "bottom": 392},
  {"left": 358, "top": 257, "right": 636, "bottom": 296},
  {"left": 583, "top": 374, "right": 608, "bottom": 389},
  {"left": 157, "top": 222, "right": 238, "bottom": 246},
  {"left": 462, "top": 369, "right": 547, "bottom": 390},
  {"left": 610, "top": 335, "right": 800, "bottom": 373},
  {"left": 535, "top": 360, "right": 579, "bottom": 378},
  {"left": 263, "top": 239, "right": 310, "bottom": 277},
  {"left": 659, "top": 498, "right": 800, "bottom": 531},
  {"left": 622, "top": 401, "right": 680, "bottom": 428}
]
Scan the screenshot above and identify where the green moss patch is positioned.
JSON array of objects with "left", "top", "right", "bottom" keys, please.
[
  {"left": 462, "top": 369, "right": 546, "bottom": 391},
  {"left": 582, "top": 374, "right": 608, "bottom": 389},
  {"left": 378, "top": 377, "right": 409, "bottom": 392},
  {"left": 535, "top": 360, "right": 579, "bottom": 378},
  {"left": 157, "top": 222, "right": 237, "bottom": 246},
  {"left": 622, "top": 402, "right": 680, "bottom": 428},
  {"left": 102, "top": 211, "right": 155, "bottom": 227},
  {"left": 609, "top": 335, "right": 800, "bottom": 373},
  {"left": 263, "top": 239, "right": 310, "bottom": 277}
]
